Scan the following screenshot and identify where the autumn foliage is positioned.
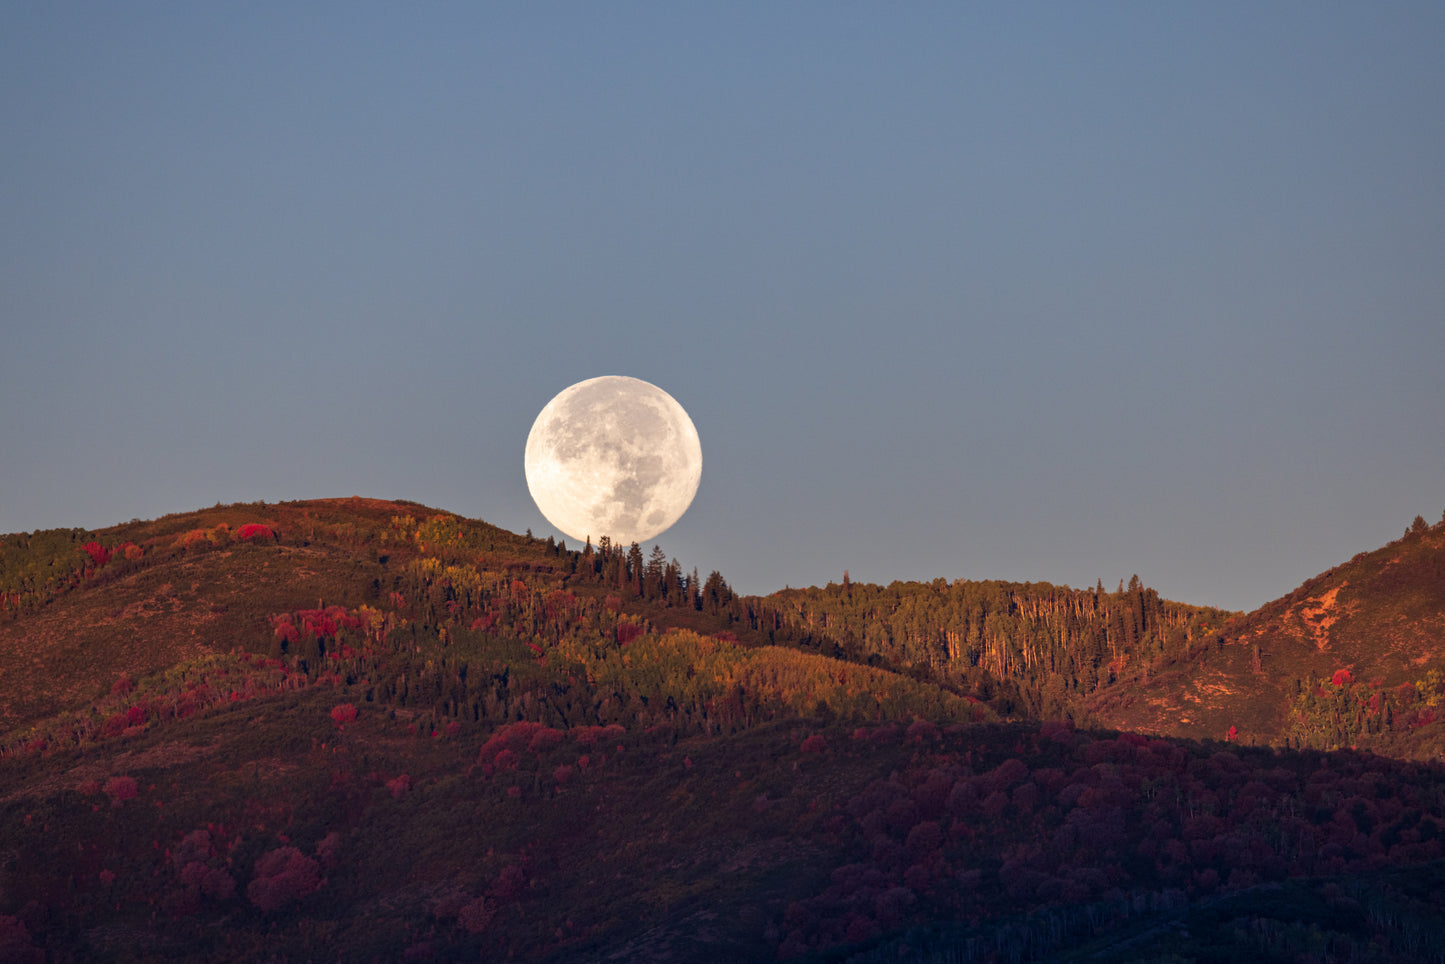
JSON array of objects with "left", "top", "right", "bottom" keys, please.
[
  {"left": 236, "top": 523, "right": 277, "bottom": 542},
  {"left": 102, "top": 775, "right": 138, "bottom": 807},
  {"left": 3, "top": 499, "right": 1444, "bottom": 960},
  {"left": 80, "top": 541, "right": 111, "bottom": 567},
  {"left": 247, "top": 847, "right": 323, "bottom": 912}
]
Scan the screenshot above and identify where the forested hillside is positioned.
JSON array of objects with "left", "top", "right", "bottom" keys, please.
[
  {"left": 3, "top": 498, "right": 1445, "bottom": 961},
  {"left": 0, "top": 498, "right": 991, "bottom": 756},
  {"left": 752, "top": 576, "right": 1235, "bottom": 720}
]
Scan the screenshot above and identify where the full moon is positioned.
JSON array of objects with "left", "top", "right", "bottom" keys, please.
[{"left": 524, "top": 376, "right": 702, "bottom": 547}]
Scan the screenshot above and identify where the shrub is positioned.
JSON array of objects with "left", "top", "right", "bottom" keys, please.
[
  {"left": 247, "top": 847, "right": 323, "bottom": 912},
  {"left": 80, "top": 542, "right": 111, "bottom": 567},
  {"left": 330, "top": 703, "right": 358, "bottom": 727},
  {"left": 527, "top": 727, "right": 564, "bottom": 754},
  {"left": 103, "top": 776, "right": 138, "bottom": 806}
]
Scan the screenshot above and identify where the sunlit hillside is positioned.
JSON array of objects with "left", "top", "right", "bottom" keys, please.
[{"left": 1086, "top": 517, "right": 1445, "bottom": 756}]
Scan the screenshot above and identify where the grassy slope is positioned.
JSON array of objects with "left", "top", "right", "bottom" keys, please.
[{"left": 0, "top": 498, "right": 433, "bottom": 734}]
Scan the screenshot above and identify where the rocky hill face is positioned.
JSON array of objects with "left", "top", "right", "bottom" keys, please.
[{"left": 1086, "top": 521, "right": 1445, "bottom": 756}]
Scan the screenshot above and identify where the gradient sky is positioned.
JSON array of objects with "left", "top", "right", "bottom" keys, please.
[{"left": 3, "top": 3, "right": 1442, "bottom": 613}]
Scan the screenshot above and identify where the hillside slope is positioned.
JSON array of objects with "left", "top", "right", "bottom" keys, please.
[
  {"left": 1087, "top": 521, "right": 1445, "bottom": 754},
  {"left": 0, "top": 498, "right": 441, "bottom": 734},
  {"left": 6, "top": 499, "right": 1445, "bottom": 961}
]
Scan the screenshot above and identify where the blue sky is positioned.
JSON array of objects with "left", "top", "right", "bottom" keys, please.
[{"left": 3, "top": 3, "right": 1442, "bottom": 612}]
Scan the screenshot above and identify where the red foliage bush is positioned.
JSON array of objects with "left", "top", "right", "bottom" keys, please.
[
  {"left": 616, "top": 622, "right": 644, "bottom": 646},
  {"left": 1331, "top": 669, "right": 1355, "bottom": 687},
  {"left": 800, "top": 734, "right": 828, "bottom": 754},
  {"left": 236, "top": 523, "right": 276, "bottom": 542},
  {"left": 103, "top": 775, "right": 138, "bottom": 806},
  {"left": 81, "top": 541, "right": 111, "bottom": 567},
  {"left": 386, "top": 774, "right": 411, "bottom": 799},
  {"left": 330, "top": 703, "right": 358, "bottom": 727},
  {"left": 528, "top": 727, "right": 564, "bottom": 754},
  {"left": 869, "top": 724, "right": 901, "bottom": 744},
  {"left": 247, "top": 846, "right": 323, "bottom": 912},
  {"left": 110, "top": 675, "right": 134, "bottom": 696},
  {"left": 477, "top": 721, "right": 550, "bottom": 769},
  {"left": 101, "top": 712, "right": 131, "bottom": 737}
]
